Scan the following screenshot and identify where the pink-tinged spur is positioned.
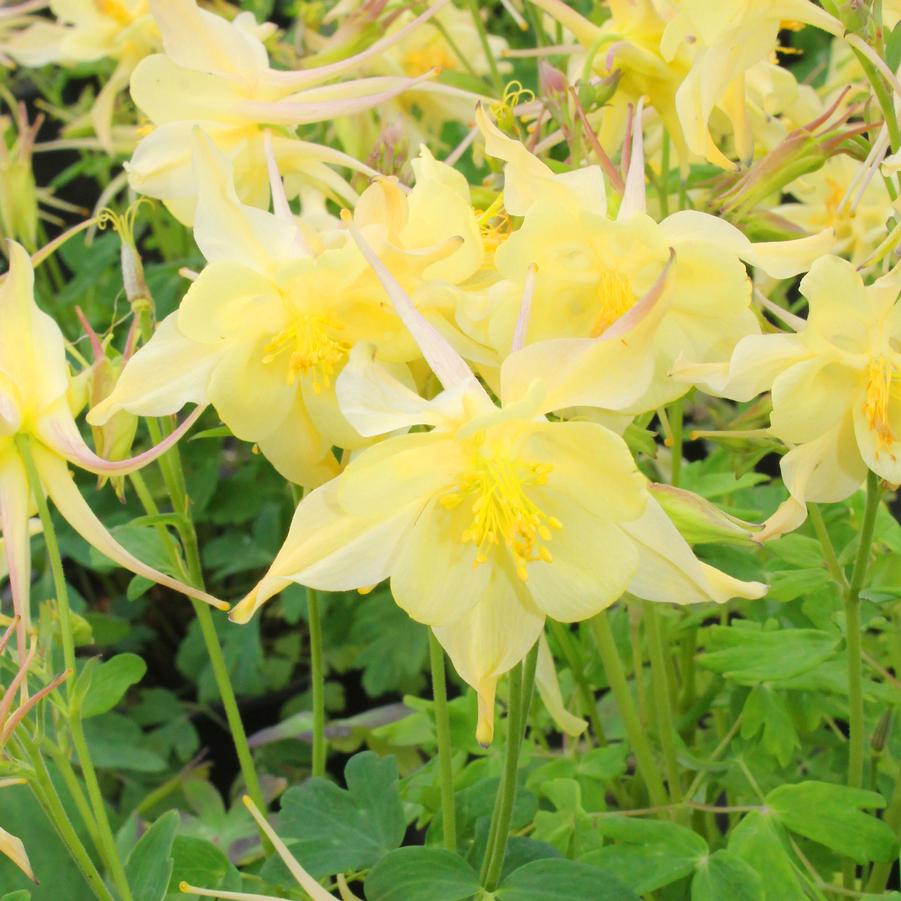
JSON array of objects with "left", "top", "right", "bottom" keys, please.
[
  {"left": 228, "top": 214, "right": 765, "bottom": 744},
  {"left": 0, "top": 241, "right": 226, "bottom": 660}
]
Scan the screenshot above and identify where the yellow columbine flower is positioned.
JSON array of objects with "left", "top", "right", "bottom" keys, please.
[
  {"left": 126, "top": 0, "right": 468, "bottom": 223},
  {"left": 0, "top": 241, "right": 225, "bottom": 653},
  {"left": 228, "top": 217, "right": 765, "bottom": 743},
  {"left": 528, "top": 0, "right": 690, "bottom": 164},
  {"left": 679, "top": 255, "right": 901, "bottom": 539},
  {"left": 775, "top": 155, "right": 895, "bottom": 265},
  {"left": 471, "top": 107, "right": 832, "bottom": 414},
  {"left": 91, "top": 131, "right": 484, "bottom": 487},
  {"left": 7, "top": 0, "right": 159, "bottom": 150},
  {"left": 659, "top": 0, "right": 843, "bottom": 168}
]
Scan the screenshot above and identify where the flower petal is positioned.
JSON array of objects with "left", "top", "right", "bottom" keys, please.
[
  {"left": 0, "top": 825, "right": 33, "bottom": 882},
  {"left": 38, "top": 399, "right": 207, "bottom": 477},
  {"left": 0, "top": 448, "right": 32, "bottom": 654},
  {"left": 622, "top": 497, "right": 766, "bottom": 604},
  {"left": 390, "top": 497, "right": 488, "bottom": 628},
  {"left": 229, "top": 479, "right": 419, "bottom": 623},
  {"left": 88, "top": 312, "right": 218, "bottom": 424},
  {"left": 535, "top": 633, "right": 587, "bottom": 737},
  {"left": 433, "top": 565, "right": 544, "bottom": 745}
]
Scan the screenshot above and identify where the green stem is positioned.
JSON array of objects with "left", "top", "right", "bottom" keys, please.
[
  {"left": 669, "top": 398, "right": 684, "bottom": 487},
  {"left": 307, "top": 586, "right": 327, "bottom": 778},
  {"left": 643, "top": 604, "right": 683, "bottom": 805},
  {"left": 15, "top": 437, "right": 133, "bottom": 901},
  {"left": 144, "top": 420, "right": 266, "bottom": 815},
  {"left": 47, "top": 743, "right": 102, "bottom": 853},
  {"left": 808, "top": 503, "right": 848, "bottom": 590},
  {"left": 18, "top": 734, "right": 113, "bottom": 901},
  {"left": 481, "top": 645, "right": 537, "bottom": 891},
  {"left": 591, "top": 612, "right": 669, "bottom": 808},
  {"left": 429, "top": 632, "right": 456, "bottom": 852},
  {"left": 865, "top": 764, "right": 901, "bottom": 892},
  {"left": 549, "top": 620, "right": 607, "bottom": 745},
  {"left": 466, "top": 0, "right": 503, "bottom": 94},
  {"left": 845, "top": 472, "right": 882, "bottom": 792}
]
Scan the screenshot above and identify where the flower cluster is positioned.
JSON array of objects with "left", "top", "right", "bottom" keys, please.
[{"left": 3, "top": 1, "right": 901, "bottom": 895}]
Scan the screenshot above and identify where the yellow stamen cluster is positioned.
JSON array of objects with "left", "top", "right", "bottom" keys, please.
[
  {"left": 590, "top": 268, "right": 635, "bottom": 337},
  {"left": 476, "top": 203, "right": 512, "bottom": 265},
  {"left": 403, "top": 43, "right": 457, "bottom": 76},
  {"left": 863, "top": 356, "right": 896, "bottom": 455},
  {"left": 440, "top": 440, "right": 560, "bottom": 581},
  {"left": 94, "top": 0, "right": 138, "bottom": 26},
  {"left": 262, "top": 314, "right": 349, "bottom": 393}
]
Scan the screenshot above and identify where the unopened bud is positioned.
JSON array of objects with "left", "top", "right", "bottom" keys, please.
[{"left": 649, "top": 483, "right": 761, "bottom": 545}]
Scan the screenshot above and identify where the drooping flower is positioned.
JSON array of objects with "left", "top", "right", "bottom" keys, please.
[
  {"left": 0, "top": 241, "right": 226, "bottom": 661},
  {"left": 678, "top": 255, "right": 901, "bottom": 539},
  {"left": 468, "top": 106, "right": 832, "bottom": 414},
  {"left": 126, "top": 0, "right": 475, "bottom": 223},
  {"left": 90, "top": 130, "right": 485, "bottom": 486},
  {"left": 228, "top": 213, "right": 765, "bottom": 743}
]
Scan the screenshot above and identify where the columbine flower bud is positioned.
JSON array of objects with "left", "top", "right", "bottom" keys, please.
[
  {"left": 0, "top": 110, "right": 39, "bottom": 251},
  {"left": 648, "top": 484, "right": 761, "bottom": 545},
  {"left": 76, "top": 308, "right": 138, "bottom": 502}
]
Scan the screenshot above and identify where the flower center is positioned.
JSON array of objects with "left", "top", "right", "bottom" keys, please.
[
  {"left": 863, "top": 356, "right": 897, "bottom": 454},
  {"left": 823, "top": 178, "right": 851, "bottom": 228},
  {"left": 590, "top": 268, "right": 635, "bottom": 337},
  {"left": 403, "top": 43, "right": 458, "bottom": 77},
  {"left": 261, "top": 314, "right": 349, "bottom": 393},
  {"left": 94, "top": 0, "right": 138, "bottom": 26},
  {"left": 439, "top": 440, "right": 560, "bottom": 581}
]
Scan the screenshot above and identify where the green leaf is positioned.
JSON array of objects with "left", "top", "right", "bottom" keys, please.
[
  {"left": 728, "top": 811, "right": 808, "bottom": 901},
  {"left": 581, "top": 815, "right": 708, "bottom": 893},
  {"left": 691, "top": 850, "right": 764, "bottom": 901},
  {"left": 350, "top": 590, "right": 428, "bottom": 697},
  {"left": 81, "top": 653, "right": 147, "bottom": 718},
  {"left": 497, "top": 859, "right": 640, "bottom": 900},
  {"left": 125, "top": 810, "right": 179, "bottom": 901},
  {"left": 740, "top": 686, "right": 798, "bottom": 767},
  {"left": 1, "top": 892, "right": 32, "bottom": 901},
  {"left": 698, "top": 626, "right": 838, "bottom": 684},
  {"left": 83, "top": 714, "right": 167, "bottom": 772},
  {"left": 531, "top": 779, "right": 601, "bottom": 857},
  {"left": 887, "top": 21, "right": 901, "bottom": 72},
  {"left": 364, "top": 848, "right": 480, "bottom": 901},
  {"left": 766, "top": 782, "right": 898, "bottom": 864},
  {"left": 167, "top": 836, "right": 241, "bottom": 899},
  {"left": 274, "top": 751, "right": 405, "bottom": 877}
]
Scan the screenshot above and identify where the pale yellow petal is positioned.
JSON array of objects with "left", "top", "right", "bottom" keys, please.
[
  {"left": 390, "top": 497, "right": 489, "bottom": 627},
  {"left": 433, "top": 564, "right": 544, "bottom": 744},
  {"left": 229, "top": 479, "right": 419, "bottom": 623},
  {"left": 88, "top": 313, "right": 218, "bottom": 423},
  {"left": 623, "top": 497, "right": 766, "bottom": 604},
  {"left": 338, "top": 431, "right": 459, "bottom": 516},
  {"left": 770, "top": 359, "right": 858, "bottom": 444},
  {"left": 535, "top": 633, "right": 587, "bottom": 737},
  {"left": 0, "top": 824, "right": 33, "bottom": 882},
  {"left": 0, "top": 448, "right": 33, "bottom": 642}
]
